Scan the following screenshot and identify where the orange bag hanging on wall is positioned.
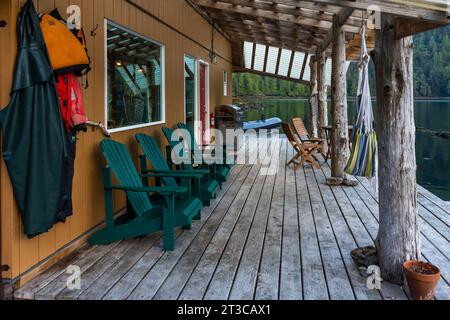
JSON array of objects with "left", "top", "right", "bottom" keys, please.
[{"left": 40, "top": 13, "right": 90, "bottom": 74}]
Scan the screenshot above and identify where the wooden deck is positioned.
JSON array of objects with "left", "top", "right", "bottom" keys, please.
[{"left": 14, "top": 137, "right": 450, "bottom": 300}]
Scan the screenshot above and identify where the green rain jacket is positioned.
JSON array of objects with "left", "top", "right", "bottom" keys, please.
[{"left": 0, "top": 0, "right": 67, "bottom": 238}]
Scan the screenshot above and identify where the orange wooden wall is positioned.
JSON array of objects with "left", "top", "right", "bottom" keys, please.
[{"left": 0, "top": 0, "right": 233, "bottom": 282}]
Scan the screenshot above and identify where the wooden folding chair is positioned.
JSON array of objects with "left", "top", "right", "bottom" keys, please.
[
  {"left": 282, "top": 122, "right": 321, "bottom": 170},
  {"left": 291, "top": 118, "right": 327, "bottom": 161}
]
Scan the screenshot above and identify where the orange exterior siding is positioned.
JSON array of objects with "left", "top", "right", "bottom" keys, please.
[{"left": 0, "top": 0, "right": 232, "bottom": 284}]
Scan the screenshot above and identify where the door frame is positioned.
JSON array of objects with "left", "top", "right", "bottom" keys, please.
[{"left": 197, "top": 60, "right": 210, "bottom": 144}]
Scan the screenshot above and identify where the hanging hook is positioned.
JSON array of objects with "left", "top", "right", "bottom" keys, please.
[{"left": 90, "top": 23, "right": 99, "bottom": 37}]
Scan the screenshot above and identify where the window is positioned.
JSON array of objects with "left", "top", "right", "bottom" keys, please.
[
  {"left": 184, "top": 55, "right": 197, "bottom": 129},
  {"left": 106, "top": 21, "right": 164, "bottom": 131},
  {"left": 223, "top": 71, "right": 228, "bottom": 97}
]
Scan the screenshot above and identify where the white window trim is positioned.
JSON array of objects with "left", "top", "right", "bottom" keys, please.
[
  {"left": 224, "top": 70, "right": 228, "bottom": 97},
  {"left": 183, "top": 54, "right": 198, "bottom": 129},
  {"left": 198, "top": 60, "right": 210, "bottom": 144},
  {"left": 104, "top": 19, "right": 166, "bottom": 133}
]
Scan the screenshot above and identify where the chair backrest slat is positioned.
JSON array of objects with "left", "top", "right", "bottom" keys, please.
[
  {"left": 162, "top": 127, "right": 194, "bottom": 170},
  {"left": 136, "top": 134, "right": 178, "bottom": 187},
  {"left": 177, "top": 122, "right": 198, "bottom": 151},
  {"left": 101, "top": 140, "right": 152, "bottom": 217},
  {"left": 282, "top": 122, "right": 301, "bottom": 149},
  {"left": 292, "top": 118, "right": 310, "bottom": 141}
]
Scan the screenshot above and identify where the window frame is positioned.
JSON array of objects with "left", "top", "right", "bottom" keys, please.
[
  {"left": 223, "top": 70, "right": 228, "bottom": 97},
  {"left": 104, "top": 19, "right": 166, "bottom": 133}
]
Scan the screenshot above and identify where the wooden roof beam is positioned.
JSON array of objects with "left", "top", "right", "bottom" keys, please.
[
  {"left": 195, "top": 0, "right": 360, "bottom": 32},
  {"left": 233, "top": 66, "right": 311, "bottom": 86},
  {"left": 299, "top": 0, "right": 450, "bottom": 23},
  {"left": 227, "top": 32, "right": 318, "bottom": 53},
  {"left": 317, "top": 7, "right": 354, "bottom": 54},
  {"left": 212, "top": 0, "right": 363, "bottom": 27},
  {"left": 221, "top": 25, "right": 323, "bottom": 46},
  {"left": 207, "top": 12, "right": 329, "bottom": 38},
  {"left": 248, "top": 0, "right": 343, "bottom": 14}
]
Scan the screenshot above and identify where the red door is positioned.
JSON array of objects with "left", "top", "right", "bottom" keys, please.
[{"left": 199, "top": 64, "right": 207, "bottom": 144}]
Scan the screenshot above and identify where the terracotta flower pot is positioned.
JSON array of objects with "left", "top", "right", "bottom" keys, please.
[{"left": 403, "top": 260, "right": 440, "bottom": 300}]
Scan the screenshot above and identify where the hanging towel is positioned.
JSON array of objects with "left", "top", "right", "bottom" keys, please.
[{"left": 0, "top": 0, "right": 67, "bottom": 238}]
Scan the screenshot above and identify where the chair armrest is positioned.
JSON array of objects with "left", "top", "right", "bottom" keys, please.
[
  {"left": 306, "top": 138, "right": 325, "bottom": 143},
  {"left": 142, "top": 172, "right": 202, "bottom": 179},
  {"left": 149, "top": 169, "right": 207, "bottom": 177},
  {"left": 105, "top": 185, "right": 187, "bottom": 195}
]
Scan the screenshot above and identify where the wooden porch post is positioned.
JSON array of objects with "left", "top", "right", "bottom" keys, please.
[
  {"left": 329, "top": 16, "right": 350, "bottom": 182},
  {"left": 374, "top": 14, "right": 420, "bottom": 284},
  {"left": 317, "top": 51, "right": 328, "bottom": 142},
  {"left": 309, "top": 55, "right": 319, "bottom": 137}
]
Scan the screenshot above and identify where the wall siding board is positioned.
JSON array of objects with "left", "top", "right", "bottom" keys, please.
[{"left": 0, "top": 0, "right": 232, "bottom": 283}]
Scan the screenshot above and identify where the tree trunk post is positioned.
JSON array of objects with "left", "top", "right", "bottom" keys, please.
[
  {"left": 317, "top": 50, "right": 328, "bottom": 143},
  {"left": 330, "top": 16, "right": 350, "bottom": 181},
  {"left": 309, "top": 55, "right": 319, "bottom": 137},
  {"left": 374, "top": 14, "right": 420, "bottom": 284}
]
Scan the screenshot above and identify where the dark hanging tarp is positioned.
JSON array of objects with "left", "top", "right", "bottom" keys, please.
[{"left": 0, "top": 0, "right": 67, "bottom": 238}]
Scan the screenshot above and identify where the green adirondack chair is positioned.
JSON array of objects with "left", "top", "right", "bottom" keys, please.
[
  {"left": 135, "top": 133, "right": 205, "bottom": 215},
  {"left": 161, "top": 127, "right": 219, "bottom": 205},
  {"left": 177, "top": 122, "right": 232, "bottom": 185},
  {"left": 89, "top": 140, "right": 203, "bottom": 251}
]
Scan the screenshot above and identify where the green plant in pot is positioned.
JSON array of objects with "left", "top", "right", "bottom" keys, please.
[{"left": 403, "top": 261, "right": 441, "bottom": 300}]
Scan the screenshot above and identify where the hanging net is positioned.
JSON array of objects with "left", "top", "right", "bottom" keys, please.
[{"left": 345, "top": 27, "right": 378, "bottom": 178}]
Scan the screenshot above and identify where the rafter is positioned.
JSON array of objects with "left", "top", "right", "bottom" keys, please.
[
  {"left": 209, "top": 0, "right": 363, "bottom": 27},
  {"left": 195, "top": 0, "right": 360, "bottom": 33},
  {"left": 317, "top": 8, "right": 354, "bottom": 53},
  {"left": 206, "top": 11, "right": 329, "bottom": 39},
  {"left": 233, "top": 66, "right": 311, "bottom": 85},
  {"left": 299, "top": 0, "right": 449, "bottom": 23}
]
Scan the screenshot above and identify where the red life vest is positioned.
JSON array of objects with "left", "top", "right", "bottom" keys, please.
[{"left": 56, "top": 73, "right": 88, "bottom": 131}]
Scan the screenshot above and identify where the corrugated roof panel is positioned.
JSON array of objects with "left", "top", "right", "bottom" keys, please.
[
  {"left": 265, "top": 46, "right": 279, "bottom": 74},
  {"left": 243, "top": 41, "right": 254, "bottom": 69},
  {"left": 290, "top": 52, "right": 305, "bottom": 79},
  {"left": 253, "top": 44, "right": 267, "bottom": 72},
  {"left": 302, "top": 54, "right": 312, "bottom": 82},
  {"left": 277, "top": 49, "right": 292, "bottom": 77},
  {"left": 325, "top": 58, "right": 333, "bottom": 86}
]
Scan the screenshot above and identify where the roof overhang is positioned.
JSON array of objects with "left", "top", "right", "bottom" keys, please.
[{"left": 189, "top": 0, "right": 450, "bottom": 84}]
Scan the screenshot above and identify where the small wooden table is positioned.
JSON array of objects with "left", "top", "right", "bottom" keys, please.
[{"left": 322, "top": 125, "right": 354, "bottom": 163}]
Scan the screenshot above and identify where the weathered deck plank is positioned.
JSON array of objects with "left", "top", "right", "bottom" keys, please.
[
  {"left": 14, "top": 243, "right": 99, "bottom": 300},
  {"left": 228, "top": 150, "right": 278, "bottom": 300},
  {"left": 313, "top": 166, "right": 382, "bottom": 300},
  {"left": 279, "top": 144, "right": 303, "bottom": 300},
  {"left": 202, "top": 140, "right": 277, "bottom": 300},
  {"left": 13, "top": 137, "right": 450, "bottom": 301},
  {"left": 320, "top": 166, "right": 408, "bottom": 300},
  {"left": 295, "top": 161, "right": 328, "bottom": 300},
  {"left": 254, "top": 140, "right": 287, "bottom": 300},
  {"left": 175, "top": 142, "right": 267, "bottom": 300},
  {"left": 127, "top": 164, "right": 248, "bottom": 300},
  {"left": 303, "top": 165, "right": 355, "bottom": 300},
  {"left": 104, "top": 163, "right": 245, "bottom": 300}
]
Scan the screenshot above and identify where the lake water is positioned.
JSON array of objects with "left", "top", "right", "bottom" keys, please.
[{"left": 243, "top": 98, "right": 450, "bottom": 201}]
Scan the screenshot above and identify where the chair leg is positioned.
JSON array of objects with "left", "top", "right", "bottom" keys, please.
[
  {"left": 163, "top": 196, "right": 175, "bottom": 251},
  {"left": 288, "top": 152, "right": 302, "bottom": 166}
]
